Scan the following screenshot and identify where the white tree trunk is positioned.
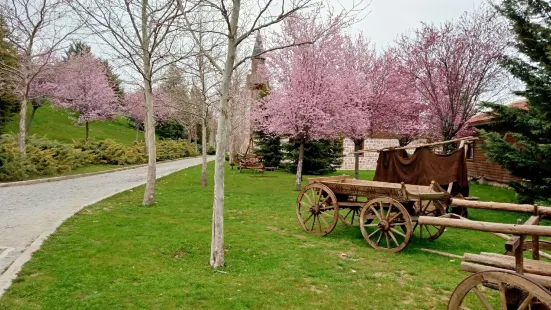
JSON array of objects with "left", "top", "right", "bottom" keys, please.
[
  {"left": 201, "top": 114, "right": 208, "bottom": 187},
  {"left": 295, "top": 141, "right": 305, "bottom": 191},
  {"left": 18, "top": 96, "right": 27, "bottom": 157},
  {"left": 211, "top": 0, "right": 240, "bottom": 268},
  {"left": 142, "top": 80, "right": 157, "bottom": 205},
  {"left": 141, "top": 0, "right": 156, "bottom": 206}
]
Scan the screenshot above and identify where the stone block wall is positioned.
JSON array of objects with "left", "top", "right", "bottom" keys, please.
[{"left": 339, "top": 138, "right": 400, "bottom": 170}]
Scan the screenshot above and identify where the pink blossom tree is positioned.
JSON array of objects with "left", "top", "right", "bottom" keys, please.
[
  {"left": 332, "top": 38, "right": 427, "bottom": 178},
  {"left": 396, "top": 8, "right": 510, "bottom": 144},
  {"left": 124, "top": 89, "right": 175, "bottom": 141},
  {"left": 253, "top": 13, "right": 345, "bottom": 191},
  {"left": 52, "top": 54, "right": 119, "bottom": 139}
]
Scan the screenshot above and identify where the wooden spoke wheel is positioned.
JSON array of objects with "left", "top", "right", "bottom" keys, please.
[
  {"left": 448, "top": 271, "right": 551, "bottom": 310},
  {"left": 359, "top": 197, "right": 412, "bottom": 252},
  {"left": 413, "top": 200, "right": 447, "bottom": 241},
  {"left": 296, "top": 183, "right": 339, "bottom": 236},
  {"left": 340, "top": 206, "right": 365, "bottom": 226}
]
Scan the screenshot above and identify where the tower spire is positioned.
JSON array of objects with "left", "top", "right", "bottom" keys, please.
[{"left": 252, "top": 33, "right": 264, "bottom": 58}]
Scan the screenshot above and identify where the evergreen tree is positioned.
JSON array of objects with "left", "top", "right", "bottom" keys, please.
[
  {"left": 254, "top": 131, "right": 282, "bottom": 167},
  {"left": 253, "top": 87, "right": 283, "bottom": 167},
  {"left": 283, "top": 139, "right": 344, "bottom": 175},
  {"left": 482, "top": 0, "right": 551, "bottom": 203},
  {"left": 0, "top": 16, "right": 18, "bottom": 134}
]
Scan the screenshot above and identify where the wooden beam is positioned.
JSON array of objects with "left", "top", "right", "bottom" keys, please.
[
  {"left": 420, "top": 248, "right": 463, "bottom": 259},
  {"left": 417, "top": 216, "right": 551, "bottom": 236},
  {"left": 450, "top": 199, "right": 535, "bottom": 213},
  {"left": 460, "top": 262, "right": 551, "bottom": 288},
  {"left": 355, "top": 136, "right": 478, "bottom": 154},
  {"left": 463, "top": 253, "right": 551, "bottom": 277}
]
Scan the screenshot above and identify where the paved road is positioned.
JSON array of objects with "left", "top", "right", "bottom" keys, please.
[{"left": 0, "top": 156, "right": 213, "bottom": 293}]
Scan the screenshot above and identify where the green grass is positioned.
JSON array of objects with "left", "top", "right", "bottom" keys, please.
[
  {"left": 0, "top": 165, "right": 547, "bottom": 309},
  {"left": 5, "top": 104, "right": 143, "bottom": 145}
]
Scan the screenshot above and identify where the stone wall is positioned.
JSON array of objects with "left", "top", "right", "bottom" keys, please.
[{"left": 339, "top": 138, "right": 400, "bottom": 170}]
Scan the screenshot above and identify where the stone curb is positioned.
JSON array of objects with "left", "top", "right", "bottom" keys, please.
[{"left": 0, "top": 157, "right": 196, "bottom": 188}]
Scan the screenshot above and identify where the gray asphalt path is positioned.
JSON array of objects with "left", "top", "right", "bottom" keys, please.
[{"left": 0, "top": 156, "right": 213, "bottom": 293}]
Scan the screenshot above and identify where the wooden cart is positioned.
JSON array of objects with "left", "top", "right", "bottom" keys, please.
[
  {"left": 296, "top": 175, "right": 450, "bottom": 252},
  {"left": 418, "top": 209, "right": 551, "bottom": 309}
]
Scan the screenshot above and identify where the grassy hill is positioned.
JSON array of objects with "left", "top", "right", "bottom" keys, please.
[{"left": 5, "top": 103, "right": 143, "bottom": 145}]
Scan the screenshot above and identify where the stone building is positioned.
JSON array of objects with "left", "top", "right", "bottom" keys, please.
[{"left": 339, "top": 137, "right": 400, "bottom": 170}]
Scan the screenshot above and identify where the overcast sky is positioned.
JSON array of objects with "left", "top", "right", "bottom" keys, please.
[{"left": 342, "top": 0, "right": 486, "bottom": 51}]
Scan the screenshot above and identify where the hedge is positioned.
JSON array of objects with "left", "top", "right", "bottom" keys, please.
[{"left": 0, "top": 134, "right": 199, "bottom": 182}]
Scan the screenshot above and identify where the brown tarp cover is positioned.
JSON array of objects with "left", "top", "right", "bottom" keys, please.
[{"left": 373, "top": 147, "right": 469, "bottom": 197}]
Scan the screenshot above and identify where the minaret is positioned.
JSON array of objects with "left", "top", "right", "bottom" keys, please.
[
  {"left": 247, "top": 33, "right": 268, "bottom": 99},
  {"left": 242, "top": 33, "right": 269, "bottom": 156}
]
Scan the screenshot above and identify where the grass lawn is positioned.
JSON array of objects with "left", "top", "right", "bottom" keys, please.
[
  {"left": 0, "top": 164, "right": 548, "bottom": 309},
  {"left": 5, "top": 104, "right": 143, "bottom": 145}
]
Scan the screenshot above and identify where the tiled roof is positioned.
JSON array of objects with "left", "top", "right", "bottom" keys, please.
[{"left": 468, "top": 99, "right": 528, "bottom": 127}]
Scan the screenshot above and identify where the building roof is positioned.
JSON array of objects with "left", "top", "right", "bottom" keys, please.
[
  {"left": 252, "top": 33, "right": 264, "bottom": 58},
  {"left": 468, "top": 99, "right": 528, "bottom": 127}
]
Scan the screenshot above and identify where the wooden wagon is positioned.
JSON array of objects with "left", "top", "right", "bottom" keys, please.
[
  {"left": 297, "top": 175, "right": 450, "bottom": 252},
  {"left": 418, "top": 203, "right": 551, "bottom": 309}
]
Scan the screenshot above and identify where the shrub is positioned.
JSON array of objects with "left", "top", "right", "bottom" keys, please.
[
  {"left": 0, "top": 134, "right": 88, "bottom": 181},
  {"left": 206, "top": 145, "right": 216, "bottom": 155},
  {"left": 282, "top": 138, "right": 344, "bottom": 175},
  {"left": 0, "top": 134, "right": 198, "bottom": 182}
]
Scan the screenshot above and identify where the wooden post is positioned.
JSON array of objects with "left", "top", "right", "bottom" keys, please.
[
  {"left": 515, "top": 220, "right": 525, "bottom": 274},
  {"left": 533, "top": 205, "right": 540, "bottom": 261}
]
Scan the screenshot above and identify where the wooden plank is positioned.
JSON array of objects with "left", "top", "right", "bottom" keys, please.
[
  {"left": 463, "top": 253, "right": 551, "bottom": 277},
  {"left": 308, "top": 175, "right": 348, "bottom": 184},
  {"left": 417, "top": 216, "right": 551, "bottom": 236},
  {"left": 337, "top": 201, "right": 365, "bottom": 207},
  {"left": 460, "top": 262, "right": 551, "bottom": 288}
]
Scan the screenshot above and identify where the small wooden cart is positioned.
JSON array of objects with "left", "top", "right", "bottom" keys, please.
[
  {"left": 418, "top": 205, "right": 551, "bottom": 309},
  {"left": 297, "top": 175, "right": 450, "bottom": 252}
]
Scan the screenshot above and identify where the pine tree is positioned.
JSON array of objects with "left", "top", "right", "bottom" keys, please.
[
  {"left": 283, "top": 139, "right": 344, "bottom": 175},
  {"left": 253, "top": 86, "right": 283, "bottom": 168},
  {"left": 481, "top": 0, "right": 551, "bottom": 203}
]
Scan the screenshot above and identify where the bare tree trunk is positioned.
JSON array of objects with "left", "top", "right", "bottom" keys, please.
[
  {"left": 142, "top": 80, "right": 157, "bottom": 205},
  {"left": 211, "top": 2, "right": 240, "bottom": 268},
  {"left": 187, "top": 128, "right": 192, "bottom": 144},
  {"left": 86, "top": 121, "right": 89, "bottom": 140},
  {"left": 141, "top": 0, "right": 156, "bottom": 206},
  {"left": 135, "top": 122, "right": 140, "bottom": 142},
  {"left": 201, "top": 116, "right": 207, "bottom": 187},
  {"left": 353, "top": 139, "right": 362, "bottom": 180},
  {"left": 18, "top": 97, "right": 27, "bottom": 157},
  {"left": 208, "top": 118, "right": 215, "bottom": 147},
  {"left": 27, "top": 105, "right": 38, "bottom": 132},
  {"left": 295, "top": 141, "right": 305, "bottom": 191}
]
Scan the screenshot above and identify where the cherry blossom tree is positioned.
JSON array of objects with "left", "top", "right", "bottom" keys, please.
[
  {"left": 396, "top": 7, "right": 511, "bottom": 143},
  {"left": 124, "top": 89, "right": 176, "bottom": 140},
  {"left": 52, "top": 54, "right": 119, "bottom": 139},
  {"left": 253, "top": 13, "right": 346, "bottom": 191},
  {"left": 0, "top": 0, "right": 79, "bottom": 155}
]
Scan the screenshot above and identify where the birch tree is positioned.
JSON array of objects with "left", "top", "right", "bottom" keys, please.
[
  {"left": 71, "top": 0, "right": 191, "bottom": 205},
  {"left": 178, "top": 0, "right": 365, "bottom": 268},
  {"left": 0, "top": 0, "right": 79, "bottom": 156}
]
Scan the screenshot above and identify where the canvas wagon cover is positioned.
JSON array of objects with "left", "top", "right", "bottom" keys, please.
[{"left": 373, "top": 147, "right": 469, "bottom": 197}]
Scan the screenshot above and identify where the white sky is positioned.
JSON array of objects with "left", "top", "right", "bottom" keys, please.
[{"left": 341, "top": 0, "right": 486, "bottom": 51}]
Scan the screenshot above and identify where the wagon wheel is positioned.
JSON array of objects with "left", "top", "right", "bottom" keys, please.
[
  {"left": 340, "top": 206, "right": 371, "bottom": 226},
  {"left": 359, "top": 197, "right": 412, "bottom": 252},
  {"left": 413, "top": 200, "right": 446, "bottom": 241},
  {"left": 448, "top": 271, "right": 551, "bottom": 310},
  {"left": 296, "top": 183, "right": 339, "bottom": 236}
]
